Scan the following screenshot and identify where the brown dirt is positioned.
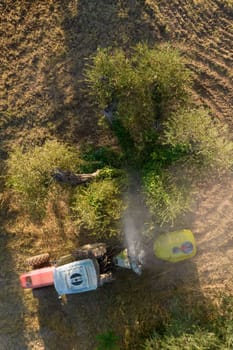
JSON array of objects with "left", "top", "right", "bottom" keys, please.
[
  {"left": 190, "top": 173, "right": 233, "bottom": 292},
  {"left": 0, "top": 1, "right": 233, "bottom": 349}
]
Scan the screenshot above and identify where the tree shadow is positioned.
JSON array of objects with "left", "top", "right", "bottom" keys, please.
[
  {"left": 45, "top": 0, "right": 166, "bottom": 144},
  {"left": 0, "top": 231, "right": 28, "bottom": 349},
  {"left": 35, "top": 257, "right": 211, "bottom": 349},
  {"left": 0, "top": 153, "right": 28, "bottom": 349}
]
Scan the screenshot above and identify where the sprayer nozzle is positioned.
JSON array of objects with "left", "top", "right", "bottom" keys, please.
[{"left": 129, "top": 256, "right": 142, "bottom": 275}]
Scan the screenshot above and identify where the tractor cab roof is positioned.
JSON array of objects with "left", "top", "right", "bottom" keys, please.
[{"left": 53, "top": 259, "right": 99, "bottom": 295}]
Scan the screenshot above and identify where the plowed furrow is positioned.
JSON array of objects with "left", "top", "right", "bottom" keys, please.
[
  {"left": 187, "top": 48, "right": 231, "bottom": 77},
  {"left": 192, "top": 83, "right": 225, "bottom": 120},
  {"left": 171, "top": 5, "right": 209, "bottom": 35},
  {"left": 188, "top": 61, "right": 232, "bottom": 117},
  {"left": 217, "top": 16, "right": 233, "bottom": 29},
  {"left": 156, "top": 2, "right": 187, "bottom": 34},
  {"left": 199, "top": 43, "right": 233, "bottom": 66},
  {"left": 193, "top": 80, "right": 232, "bottom": 122},
  {"left": 218, "top": 32, "right": 233, "bottom": 49},
  {"left": 187, "top": 63, "right": 232, "bottom": 101},
  {"left": 183, "top": 2, "right": 227, "bottom": 32},
  {"left": 218, "top": 28, "right": 233, "bottom": 44},
  {"left": 180, "top": 43, "right": 232, "bottom": 85}
]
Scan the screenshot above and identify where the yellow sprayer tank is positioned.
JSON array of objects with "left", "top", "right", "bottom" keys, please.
[{"left": 153, "top": 229, "right": 196, "bottom": 263}]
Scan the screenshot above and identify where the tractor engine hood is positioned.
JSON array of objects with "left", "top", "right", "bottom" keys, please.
[
  {"left": 53, "top": 259, "right": 98, "bottom": 295},
  {"left": 113, "top": 249, "right": 142, "bottom": 275}
]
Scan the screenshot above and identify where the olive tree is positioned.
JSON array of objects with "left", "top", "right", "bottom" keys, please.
[
  {"left": 142, "top": 169, "right": 192, "bottom": 226},
  {"left": 85, "top": 44, "right": 192, "bottom": 150},
  {"left": 162, "top": 108, "right": 233, "bottom": 171},
  {"left": 7, "top": 140, "right": 81, "bottom": 217},
  {"left": 72, "top": 176, "right": 126, "bottom": 239}
]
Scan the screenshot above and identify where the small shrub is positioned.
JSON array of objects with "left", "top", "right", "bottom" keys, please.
[
  {"left": 144, "top": 328, "right": 220, "bottom": 350},
  {"left": 72, "top": 177, "right": 126, "bottom": 239},
  {"left": 97, "top": 166, "right": 127, "bottom": 180},
  {"left": 162, "top": 108, "right": 233, "bottom": 171},
  {"left": 148, "top": 145, "right": 189, "bottom": 170},
  {"left": 142, "top": 170, "right": 191, "bottom": 225},
  {"left": 95, "top": 331, "right": 120, "bottom": 350},
  {"left": 80, "top": 145, "right": 123, "bottom": 172},
  {"left": 7, "top": 140, "right": 80, "bottom": 217}
]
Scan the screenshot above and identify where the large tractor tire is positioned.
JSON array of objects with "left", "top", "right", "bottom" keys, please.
[{"left": 26, "top": 253, "right": 50, "bottom": 269}]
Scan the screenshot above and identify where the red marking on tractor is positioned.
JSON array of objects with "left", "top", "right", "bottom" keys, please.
[{"left": 20, "top": 266, "right": 54, "bottom": 289}]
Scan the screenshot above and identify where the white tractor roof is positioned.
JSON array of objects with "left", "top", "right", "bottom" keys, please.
[{"left": 53, "top": 259, "right": 98, "bottom": 295}]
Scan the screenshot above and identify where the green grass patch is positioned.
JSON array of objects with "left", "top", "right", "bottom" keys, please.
[{"left": 143, "top": 295, "right": 233, "bottom": 350}]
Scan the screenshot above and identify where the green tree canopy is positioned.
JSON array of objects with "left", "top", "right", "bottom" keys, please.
[
  {"left": 72, "top": 173, "right": 126, "bottom": 239},
  {"left": 162, "top": 108, "right": 233, "bottom": 170},
  {"left": 85, "top": 44, "right": 192, "bottom": 149},
  {"left": 142, "top": 169, "right": 191, "bottom": 226},
  {"left": 86, "top": 44, "right": 233, "bottom": 225},
  {"left": 7, "top": 140, "right": 81, "bottom": 216}
]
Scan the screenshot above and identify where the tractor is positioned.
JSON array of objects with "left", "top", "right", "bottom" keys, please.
[
  {"left": 20, "top": 229, "right": 196, "bottom": 297},
  {"left": 20, "top": 243, "right": 142, "bottom": 297}
]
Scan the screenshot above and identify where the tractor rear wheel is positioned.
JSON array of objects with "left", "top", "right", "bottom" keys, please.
[{"left": 26, "top": 253, "right": 50, "bottom": 269}]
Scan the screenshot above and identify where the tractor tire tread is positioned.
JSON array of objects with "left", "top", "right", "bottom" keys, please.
[{"left": 26, "top": 253, "right": 50, "bottom": 268}]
